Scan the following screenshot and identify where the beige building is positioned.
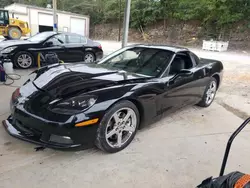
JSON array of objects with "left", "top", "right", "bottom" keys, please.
[{"left": 4, "top": 3, "right": 90, "bottom": 37}]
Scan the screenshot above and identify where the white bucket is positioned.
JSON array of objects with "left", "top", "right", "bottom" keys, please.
[{"left": 3, "top": 62, "right": 14, "bottom": 74}]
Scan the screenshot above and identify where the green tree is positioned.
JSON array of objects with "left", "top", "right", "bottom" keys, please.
[{"left": 1, "top": 0, "right": 249, "bottom": 39}]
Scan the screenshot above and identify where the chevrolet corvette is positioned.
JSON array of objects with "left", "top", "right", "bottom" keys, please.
[{"left": 2, "top": 45, "right": 223, "bottom": 153}]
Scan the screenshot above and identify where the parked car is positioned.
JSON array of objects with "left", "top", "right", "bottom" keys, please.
[
  {"left": 0, "top": 31, "right": 103, "bottom": 69},
  {"left": 3, "top": 45, "right": 223, "bottom": 153}
]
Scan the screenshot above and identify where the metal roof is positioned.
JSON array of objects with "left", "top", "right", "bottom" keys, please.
[
  {"left": 4, "top": 3, "right": 89, "bottom": 18},
  {"left": 127, "top": 44, "right": 189, "bottom": 53}
]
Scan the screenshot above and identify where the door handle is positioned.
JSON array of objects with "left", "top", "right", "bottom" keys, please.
[{"left": 167, "top": 75, "right": 184, "bottom": 86}]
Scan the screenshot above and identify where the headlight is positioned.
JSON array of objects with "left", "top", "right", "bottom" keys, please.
[
  {"left": 49, "top": 95, "right": 97, "bottom": 114},
  {"left": 1, "top": 46, "right": 17, "bottom": 54}
]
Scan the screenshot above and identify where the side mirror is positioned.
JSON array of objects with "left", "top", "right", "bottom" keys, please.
[
  {"left": 178, "top": 69, "right": 193, "bottom": 76},
  {"left": 44, "top": 41, "right": 53, "bottom": 47}
]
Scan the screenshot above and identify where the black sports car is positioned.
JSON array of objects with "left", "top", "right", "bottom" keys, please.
[
  {"left": 2, "top": 45, "right": 223, "bottom": 153},
  {"left": 0, "top": 31, "right": 103, "bottom": 69}
]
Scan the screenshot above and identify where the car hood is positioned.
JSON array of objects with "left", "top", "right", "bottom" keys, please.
[
  {"left": 20, "top": 63, "right": 151, "bottom": 99},
  {"left": 0, "top": 40, "right": 36, "bottom": 48}
]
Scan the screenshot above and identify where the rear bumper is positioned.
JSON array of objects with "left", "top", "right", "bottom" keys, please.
[{"left": 96, "top": 51, "right": 103, "bottom": 60}]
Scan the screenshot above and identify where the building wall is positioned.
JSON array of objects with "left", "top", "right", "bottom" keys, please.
[
  {"left": 4, "top": 3, "right": 90, "bottom": 37},
  {"left": 11, "top": 13, "right": 29, "bottom": 22}
]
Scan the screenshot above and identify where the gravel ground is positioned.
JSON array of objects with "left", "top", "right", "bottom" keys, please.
[{"left": 220, "top": 62, "right": 250, "bottom": 97}]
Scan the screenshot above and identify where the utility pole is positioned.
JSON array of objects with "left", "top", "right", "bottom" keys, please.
[
  {"left": 118, "top": 0, "right": 122, "bottom": 41},
  {"left": 53, "top": 0, "right": 58, "bottom": 32},
  {"left": 122, "top": 0, "right": 131, "bottom": 47}
]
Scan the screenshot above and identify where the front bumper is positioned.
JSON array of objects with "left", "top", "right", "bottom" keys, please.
[
  {"left": 2, "top": 113, "right": 99, "bottom": 150},
  {"left": 2, "top": 116, "right": 80, "bottom": 149},
  {"left": 0, "top": 53, "right": 13, "bottom": 63}
]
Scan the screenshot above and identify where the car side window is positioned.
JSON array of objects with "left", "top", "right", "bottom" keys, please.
[
  {"left": 55, "top": 34, "right": 66, "bottom": 43},
  {"left": 190, "top": 52, "right": 200, "bottom": 66},
  {"left": 68, "top": 35, "right": 81, "bottom": 43},
  {"left": 47, "top": 34, "right": 65, "bottom": 46},
  {"left": 168, "top": 52, "right": 194, "bottom": 76}
]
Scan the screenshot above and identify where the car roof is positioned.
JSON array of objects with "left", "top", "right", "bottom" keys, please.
[
  {"left": 39, "top": 31, "right": 85, "bottom": 37},
  {"left": 57, "top": 31, "right": 85, "bottom": 37},
  {"left": 127, "top": 44, "right": 189, "bottom": 53}
]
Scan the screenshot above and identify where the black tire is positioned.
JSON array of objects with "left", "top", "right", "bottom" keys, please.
[
  {"left": 197, "top": 77, "right": 217, "bottom": 107},
  {"left": 14, "top": 51, "right": 34, "bottom": 69},
  {"left": 83, "top": 52, "right": 95, "bottom": 63},
  {"left": 95, "top": 100, "right": 140, "bottom": 153},
  {"left": 8, "top": 27, "right": 22, "bottom": 40}
]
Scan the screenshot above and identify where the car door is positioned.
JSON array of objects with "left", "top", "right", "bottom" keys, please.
[
  {"left": 189, "top": 51, "right": 211, "bottom": 97},
  {"left": 159, "top": 52, "right": 202, "bottom": 115},
  {"left": 43, "top": 34, "right": 66, "bottom": 61},
  {"left": 64, "top": 34, "right": 85, "bottom": 62}
]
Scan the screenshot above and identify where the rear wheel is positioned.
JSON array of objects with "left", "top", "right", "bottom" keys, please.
[
  {"left": 8, "top": 27, "right": 22, "bottom": 40},
  {"left": 84, "top": 52, "right": 95, "bottom": 63},
  {"left": 95, "top": 100, "right": 140, "bottom": 153},
  {"left": 197, "top": 77, "right": 217, "bottom": 107}
]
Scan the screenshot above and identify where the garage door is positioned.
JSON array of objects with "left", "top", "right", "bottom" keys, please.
[
  {"left": 70, "top": 17, "right": 86, "bottom": 36},
  {"left": 38, "top": 13, "right": 54, "bottom": 32},
  {"left": 38, "top": 13, "right": 53, "bottom": 26}
]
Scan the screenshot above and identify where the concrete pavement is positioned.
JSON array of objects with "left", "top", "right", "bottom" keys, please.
[
  {"left": 0, "top": 42, "right": 250, "bottom": 188},
  {"left": 1, "top": 90, "right": 250, "bottom": 188}
]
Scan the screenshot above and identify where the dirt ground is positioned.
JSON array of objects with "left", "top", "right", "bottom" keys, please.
[
  {"left": 91, "top": 21, "right": 250, "bottom": 51},
  {"left": 0, "top": 43, "right": 250, "bottom": 188}
]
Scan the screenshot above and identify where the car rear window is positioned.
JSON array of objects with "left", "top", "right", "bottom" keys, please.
[{"left": 80, "top": 36, "right": 87, "bottom": 44}]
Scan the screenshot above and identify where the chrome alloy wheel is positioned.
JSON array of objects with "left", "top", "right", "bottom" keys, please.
[
  {"left": 105, "top": 108, "right": 137, "bottom": 148},
  {"left": 206, "top": 80, "right": 217, "bottom": 105},
  {"left": 84, "top": 53, "right": 94, "bottom": 63},
  {"left": 17, "top": 54, "right": 32, "bottom": 68}
]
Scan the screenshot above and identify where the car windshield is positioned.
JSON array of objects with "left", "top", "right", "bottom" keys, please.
[
  {"left": 28, "top": 32, "right": 55, "bottom": 42},
  {"left": 98, "top": 47, "right": 173, "bottom": 77}
]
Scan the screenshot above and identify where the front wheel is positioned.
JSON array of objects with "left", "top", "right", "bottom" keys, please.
[
  {"left": 95, "top": 100, "right": 140, "bottom": 153},
  {"left": 14, "top": 51, "right": 34, "bottom": 69},
  {"left": 197, "top": 77, "right": 217, "bottom": 107}
]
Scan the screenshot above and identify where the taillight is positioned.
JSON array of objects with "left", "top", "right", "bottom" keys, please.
[
  {"left": 12, "top": 88, "right": 20, "bottom": 100},
  {"left": 98, "top": 45, "right": 102, "bottom": 49}
]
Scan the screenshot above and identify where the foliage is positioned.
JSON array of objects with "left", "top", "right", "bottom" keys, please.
[{"left": 1, "top": 0, "right": 249, "bottom": 38}]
